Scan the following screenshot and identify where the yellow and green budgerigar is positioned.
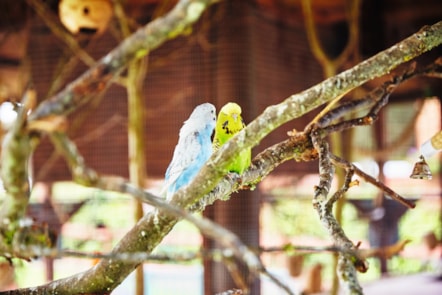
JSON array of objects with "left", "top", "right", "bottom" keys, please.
[{"left": 213, "top": 102, "right": 251, "bottom": 174}]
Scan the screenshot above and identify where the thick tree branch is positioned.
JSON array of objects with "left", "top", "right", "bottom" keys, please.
[
  {"left": 0, "top": 90, "right": 52, "bottom": 260},
  {"left": 179, "top": 21, "right": 442, "bottom": 211},
  {"left": 2, "top": 132, "right": 291, "bottom": 294}
]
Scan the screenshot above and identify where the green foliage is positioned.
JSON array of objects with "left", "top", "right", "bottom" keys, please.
[
  {"left": 400, "top": 197, "right": 440, "bottom": 242},
  {"left": 267, "top": 189, "right": 440, "bottom": 282},
  {"left": 269, "top": 198, "right": 326, "bottom": 238}
]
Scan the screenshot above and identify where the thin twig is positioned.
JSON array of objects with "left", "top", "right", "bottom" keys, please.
[
  {"left": 26, "top": 0, "right": 96, "bottom": 67},
  {"left": 330, "top": 154, "right": 416, "bottom": 209},
  {"left": 28, "top": 0, "right": 220, "bottom": 121}
]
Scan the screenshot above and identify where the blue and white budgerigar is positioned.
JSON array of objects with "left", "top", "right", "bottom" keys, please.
[{"left": 161, "top": 103, "right": 216, "bottom": 201}]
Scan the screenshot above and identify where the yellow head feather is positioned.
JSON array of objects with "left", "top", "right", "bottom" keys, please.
[
  {"left": 220, "top": 102, "right": 242, "bottom": 117},
  {"left": 214, "top": 102, "right": 245, "bottom": 149}
]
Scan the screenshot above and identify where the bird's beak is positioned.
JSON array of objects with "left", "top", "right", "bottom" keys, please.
[{"left": 232, "top": 113, "right": 238, "bottom": 121}]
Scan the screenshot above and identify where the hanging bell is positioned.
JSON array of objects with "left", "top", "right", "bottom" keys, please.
[{"left": 410, "top": 155, "right": 432, "bottom": 180}]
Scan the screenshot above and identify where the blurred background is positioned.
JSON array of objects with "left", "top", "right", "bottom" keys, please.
[{"left": 0, "top": 0, "right": 441, "bottom": 294}]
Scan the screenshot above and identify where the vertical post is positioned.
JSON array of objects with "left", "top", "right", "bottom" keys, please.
[
  {"left": 115, "top": 2, "right": 148, "bottom": 293},
  {"left": 210, "top": 192, "right": 260, "bottom": 294},
  {"left": 374, "top": 110, "right": 388, "bottom": 275},
  {"left": 203, "top": 1, "right": 260, "bottom": 294},
  {"left": 127, "top": 57, "right": 148, "bottom": 295}
]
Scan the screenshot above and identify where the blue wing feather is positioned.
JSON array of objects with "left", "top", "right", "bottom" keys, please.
[{"left": 162, "top": 103, "right": 216, "bottom": 200}]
